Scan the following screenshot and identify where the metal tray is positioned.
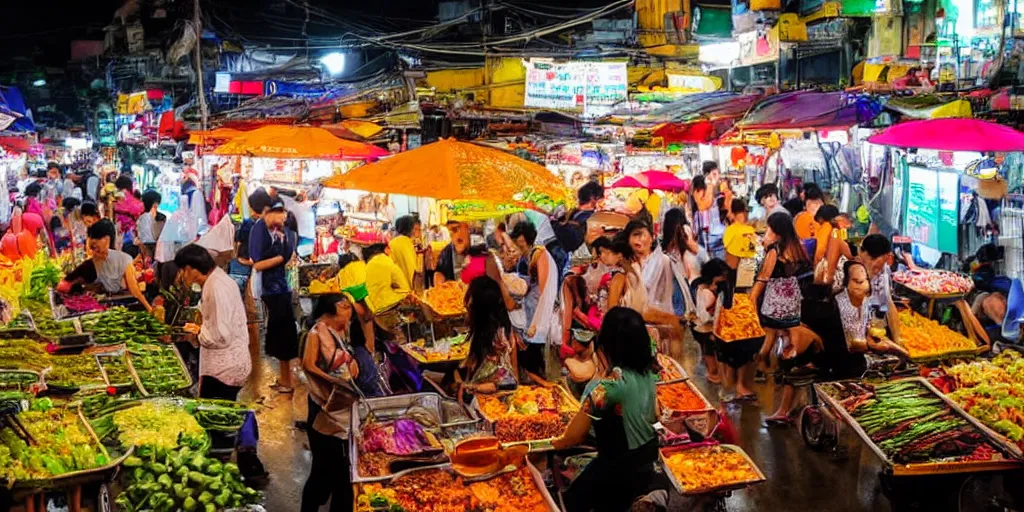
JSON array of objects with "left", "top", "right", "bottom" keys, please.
[
  {"left": 660, "top": 444, "right": 766, "bottom": 495},
  {"left": 656, "top": 380, "right": 718, "bottom": 438},
  {"left": 125, "top": 343, "right": 193, "bottom": 396},
  {"left": 350, "top": 392, "right": 482, "bottom": 483},
  {"left": 95, "top": 349, "right": 135, "bottom": 390},
  {"left": 655, "top": 353, "right": 688, "bottom": 384},
  {"left": 0, "top": 311, "right": 36, "bottom": 338},
  {"left": 472, "top": 385, "right": 581, "bottom": 453},
  {"left": 815, "top": 377, "right": 1023, "bottom": 476},
  {"left": 398, "top": 340, "right": 469, "bottom": 368},
  {"left": 6, "top": 406, "right": 134, "bottom": 490},
  {"left": 351, "top": 460, "right": 559, "bottom": 512}
]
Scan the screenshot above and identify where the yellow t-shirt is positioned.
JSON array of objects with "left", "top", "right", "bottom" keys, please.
[
  {"left": 388, "top": 235, "right": 418, "bottom": 286},
  {"left": 365, "top": 254, "right": 411, "bottom": 314},
  {"left": 723, "top": 223, "right": 757, "bottom": 259}
]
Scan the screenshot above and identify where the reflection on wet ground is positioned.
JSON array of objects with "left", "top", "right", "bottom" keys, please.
[{"left": 249, "top": 330, "right": 1007, "bottom": 511}]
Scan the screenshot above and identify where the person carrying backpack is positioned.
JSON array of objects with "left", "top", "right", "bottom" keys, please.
[{"left": 552, "top": 181, "right": 604, "bottom": 274}]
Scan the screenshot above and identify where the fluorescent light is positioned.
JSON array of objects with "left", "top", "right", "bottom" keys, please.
[
  {"left": 32, "top": 79, "right": 46, "bottom": 87},
  {"left": 320, "top": 53, "right": 346, "bottom": 75}
]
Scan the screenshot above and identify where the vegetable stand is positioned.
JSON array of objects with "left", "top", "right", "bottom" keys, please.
[{"left": 814, "top": 378, "right": 1021, "bottom": 476}]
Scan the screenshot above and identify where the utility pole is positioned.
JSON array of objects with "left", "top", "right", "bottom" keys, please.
[{"left": 194, "top": 0, "right": 209, "bottom": 131}]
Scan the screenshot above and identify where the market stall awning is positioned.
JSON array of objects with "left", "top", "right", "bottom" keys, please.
[
  {"left": 884, "top": 96, "right": 972, "bottom": 120},
  {"left": 610, "top": 170, "right": 687, "bottom": 192},
  {"left": 734, "top": 91, "right": 879, "bottom": 131},
  {"left": 651, "top": 120, "right": 717, "bottom": 144},
  {"left": 188, "top": 127, "right": 244, "bottom": 145},
  {"left": 868, "top": 118, "right": 1024, "bottom": 152},
  {"left": 213, "top": 125, "right": 388, "bottom": 160},
  {"left": 322, "top": 138, "right": 569, "bottom": 203}
]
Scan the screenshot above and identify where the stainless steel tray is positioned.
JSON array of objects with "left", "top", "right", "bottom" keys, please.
[
  {"left": 656, "top": 380, "right": 718, "bottom": 438},
  {"left": 656, "top": 353, "right": 688, "bottom": 384},
  {"left": 815, "top": 377, "right": 1022, "bottom": 476},
  {"left": 472, "top": 384, "right": 581, "bottom": 453},
  {"left": 660, "top": 444, "right": 766, "bottom": 495},
  {"left": 351, "top": 460, "right": 559, "bottom": 511},
  {"left": 349, "top": 392, "right": 482, "bottom": 483}
]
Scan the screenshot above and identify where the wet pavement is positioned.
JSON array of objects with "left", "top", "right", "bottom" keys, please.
[{"left": 245, "top": 332, "right": 1002, "bottom": 511}]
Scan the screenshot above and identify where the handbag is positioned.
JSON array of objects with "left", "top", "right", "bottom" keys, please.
[{"left": 761, "top": 276, "right": 801, "bottom": 325}]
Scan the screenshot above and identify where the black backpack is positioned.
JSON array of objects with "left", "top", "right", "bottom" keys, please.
[{"left": 552, "top": 209, "right": 593, "bottom": 253}]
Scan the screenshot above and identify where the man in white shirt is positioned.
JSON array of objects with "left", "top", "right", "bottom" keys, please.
[{"left": 175, "top": 244, "right": 252, "bottom": 400}]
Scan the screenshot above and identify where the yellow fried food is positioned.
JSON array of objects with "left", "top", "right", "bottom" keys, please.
[
  {"left": 663, "top": 446, "right": 761, "bottom": 493},
  {"left": 898, "top": 310, "right": 975, "bottom": 359}
]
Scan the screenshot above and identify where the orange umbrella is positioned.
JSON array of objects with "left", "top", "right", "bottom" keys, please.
[
  {"left": 188, "top": 127, "right": 244, "bottom": 145},
  {"left": 213, "top": 125, "right": 387, "bottom": 160},
  {"left": 322, "top": 138, "right": 569, "bottom": 203}
]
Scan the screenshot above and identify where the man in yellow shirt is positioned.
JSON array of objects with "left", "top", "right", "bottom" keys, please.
[
  {"left": 389, "top": 215, "right": 421, "bottom": 287},
  {"left": 363, "top": 243, "right": 411, "bottom": 314},
  {"left": 723, "top": 199, "right": 757, "bottom": 268}
]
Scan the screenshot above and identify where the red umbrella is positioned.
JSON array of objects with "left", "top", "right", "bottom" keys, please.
[
  {"left": 610, "top": 170, "right": 687, "bottom": 192},
  {"left": 868, "top": 118, "right": 1024, "bottom": 152}
]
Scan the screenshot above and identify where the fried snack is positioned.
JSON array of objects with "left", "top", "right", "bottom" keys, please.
[
  {"left": 663, "top": 446, "right": 761, "bottom": 493},
  {"left": 357, "top": 467, "right": 550, "bottom": 512},
  {"left": 469, "top": 467, "right": 550, "bottom": 512},
  {"left": 357, "top": 451, "right": 394, "bottom": 477},
  {"left": 714, "top": 294, "right": 765, "bottom": 342},
  {"left": 656, "top": 353, "right": 683, "bottom": 382},
  {"left": 494, "top": 413, "right": 565, "bottom": 443},
  {"left": 898, "top": 310, "right": 975, "bottom": 359},
  {"left": 423, "top": 281, "right": 468, "bottom": 316},
  {"left": 656, "top": 382, "right": 707, "bottom": 412}
]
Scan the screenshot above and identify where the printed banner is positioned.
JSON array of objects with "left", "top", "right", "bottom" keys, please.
[{"left": 524, "top": 60, "right": 627, "bottom": 117}]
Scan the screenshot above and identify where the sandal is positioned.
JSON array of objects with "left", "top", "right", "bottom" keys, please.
[
  {"left": 270, "top": 382, "right": 294, "bottom": 394},
  {"left": 764, "top": 416, "right": 795, "bottom": 427}
]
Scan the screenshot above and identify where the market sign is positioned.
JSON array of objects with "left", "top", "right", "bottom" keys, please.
[
  {"left": 903, "top": 165, "right": 959, "bottom": 254},
  {"left": 524, "top": 60, "right": 627, "bottom": 118}
]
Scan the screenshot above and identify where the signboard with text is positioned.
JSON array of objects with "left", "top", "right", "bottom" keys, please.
[
  {"left": 524, "top": 60, "right": 627, "bottom": 118},
  {"left": 904, "top": 165, "right": 959, "bottom": 254}
]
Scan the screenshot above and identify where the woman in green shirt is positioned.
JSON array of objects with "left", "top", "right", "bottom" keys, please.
[{"left": 553, "top": 307, "right": 662, "bottom": 512}]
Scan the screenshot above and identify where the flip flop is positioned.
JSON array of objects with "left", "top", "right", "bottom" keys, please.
[
  {"left": 733, "top": 393, "right": 758, "bottom": 403},
  {"left": 765, "top": 416, "right": 794, "bottom": 427}
]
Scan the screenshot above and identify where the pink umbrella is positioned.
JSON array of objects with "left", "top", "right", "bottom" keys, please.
[
  {"left": 610, "top": 170, "right": 687, "bottom": 192},
  {"left": 868, "top": 118, "right": 1024, "bottom": 152}
]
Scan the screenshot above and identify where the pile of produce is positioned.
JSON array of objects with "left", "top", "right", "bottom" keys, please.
[
  {"left": 360, "top": 419, "right": 439, "bottom": 456},
  {"left": 108, "top": 402, "right": 208, "bottom": 451},
  {"left": 184, "top": 401, "right": 249, "bottom": 432},
  {"left": 81, "top": 307, "right": 172, "bottom": 345},
  {"left": 58, "top": 293, "right": 105, "bottom": 315},
  {"left": 656, "top": 353, "right": 684, "bottom": 382},
  {"left": 898, "top": 310, "right": 977, "bottom": 360},
  {"left": 22, "top": 300, "right": 76, "bottom": 338},
  {"left": 715, "top": 294, "right": 765, "bottom": 342},
  {"left": 940, "top": 351, "right": 1024, "bottom": 449},
  {"left": 422, "top": 281, "right": 467, "bottom": 316},
  {"left": 128, "top": 343, "right": 191, "bottom": 394},
  {"left": 662, "top": 445, "right": 762, "bottom": 493},
  {"left": 117, "top": 446, "right": 260, "bottom": 512},
  {"left": 894, "top": 269, "right": 973, "bottom": 296},
  {"left": 356, "top": 466, "right": 549, "bottom": 512},
  {"left": 98, "top": 352, "right": 133, "bottom": 387},
  {"left": 824, "top": 380, "right": 1005, "bottom": 464},
  {"left": 0, "top": 371, "right": 37, "bottom": 392},
  {"left": 0, "top": 338, "right": 105, "bottom": 389},
  {"left": 0, "top": 401, "right": 110, "bottom": 483},
  {"left": 656, "top": 381, "right": 709, "bottom": 412},
  {"left": 23, "top": 260, "right": 62, "bottom": 303},
  {"left": 0, "top": 313, "right": 34, "bottom": 333},
  {"left": 403, "top": 333, "right": 469, "bottom": 362},
  {"left": 477, "top": 386, "right": 577, "bottom": 443}
]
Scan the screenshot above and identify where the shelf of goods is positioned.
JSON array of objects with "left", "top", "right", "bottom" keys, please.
[
  {"left": 656, "top": 380, "right": 718, "bottom": 438},
  {"left": 472, "top": 385, "right": 581, "bottom": 452},
  {"left": 898, "top": 309, "right": 981, "bottom": 362},
  {"left": 815, "top": 378, "right": 1022, "bottom": 475},
  {"left": 660, "top": 443, "right": 766, "bottom": 495},
  {"left": 0, "top": 338, "right": 108, "bottom": 393},
  {"left": 931, "top": 351, "right": 1024, "bottom": 459},
  {"left": 350, "top": 392, "right": 483, "bottom": 483},
  {"left": 893, "top": 269, "right": 974, "bottom": 299},
  {"left": 655, "top": 353, "right": 687, "bottom": 384},
  {"left": 354, "top": 461, "right": 558, "bottom": 512}
]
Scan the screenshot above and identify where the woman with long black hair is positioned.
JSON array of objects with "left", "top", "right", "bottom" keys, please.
[
  {"left": 662, "top": 207, "right": 705, "bottom": 317},
  {"left": 456, "top": 276, "right": 523, "bottom": 401}
]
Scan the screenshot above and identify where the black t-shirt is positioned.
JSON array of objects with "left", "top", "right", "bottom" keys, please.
[{"left": 235, "top": 218, "right": 255, "bottom": 260}]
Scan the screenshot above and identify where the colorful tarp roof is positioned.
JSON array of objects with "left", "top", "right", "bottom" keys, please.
[
  {"left": 213, "top": 125, "right": 387, "bottom": 160},
  {"left": 639, "top": 92, "right": 760, "bottom": 124},
  {"left": 733, "top": 91, "right": 880, "bottom": 131},
  {"left": 322, "top": 138, "right": 569, "bottom": 203},
  {"left": 868, "top": 118, "right": 1024, "bottom": 152}
]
